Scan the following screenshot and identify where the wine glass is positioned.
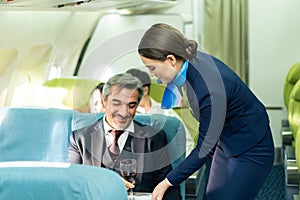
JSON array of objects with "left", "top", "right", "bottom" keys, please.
[{"left": 120, "top": 158, "right": 137, "bottom": 200}]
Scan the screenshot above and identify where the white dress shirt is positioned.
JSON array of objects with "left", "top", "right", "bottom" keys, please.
[{"left": 103, "top": 115, "right": 134, "bottom": 152}]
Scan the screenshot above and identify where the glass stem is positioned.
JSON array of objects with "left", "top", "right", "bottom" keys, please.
[{"left": 129, "top": 188, "right": 134, "bottom": 200}]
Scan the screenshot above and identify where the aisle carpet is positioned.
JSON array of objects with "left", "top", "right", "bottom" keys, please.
[
  {"left": 186, "top": 165, "right": 286, "bottom": 200},
  {"left": 255, "top": 165, "right": 285, "bottom": 200}
]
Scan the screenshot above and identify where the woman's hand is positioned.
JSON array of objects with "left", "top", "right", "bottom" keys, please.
[
  {"left": 122, "top": 178, "right": 135, "bottom": 190},
  {"left": 151, "top": 179, "right": 171, "bottom": 200}
]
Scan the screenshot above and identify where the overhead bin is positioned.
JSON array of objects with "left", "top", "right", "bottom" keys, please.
[
  {"left": 0, "top": 0, "right": 179, "bottom": 13},
  {"left": 78, "top": 14, "right": 185, "bottom": 81}
]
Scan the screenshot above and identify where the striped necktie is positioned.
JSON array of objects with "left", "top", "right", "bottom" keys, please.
[{"left": 108, "top": 130, "right": 124, "bottom": 162}]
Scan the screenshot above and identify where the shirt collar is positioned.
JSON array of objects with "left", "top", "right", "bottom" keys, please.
[{"left": 103, "top": 114, "right": 134, "bottom": 134}]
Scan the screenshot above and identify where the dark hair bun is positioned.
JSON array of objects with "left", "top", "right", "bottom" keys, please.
[{"left": 185, "top": 40, "right": 198, "bottom": 60}]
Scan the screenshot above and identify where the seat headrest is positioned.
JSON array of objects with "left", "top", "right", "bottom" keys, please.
[
  {"left": 287, "top": 63, "right": 300, "bottom": 84},
  {"left": 0, "top": 107, "right": 73, "bottom": 162},
  {"left": 291, "top": 80, "right": 300, "bottom": 102}
]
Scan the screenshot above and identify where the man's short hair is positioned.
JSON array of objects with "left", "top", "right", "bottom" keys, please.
[{"left": 102, "top": 73, "right": 144, "bottom": 103}]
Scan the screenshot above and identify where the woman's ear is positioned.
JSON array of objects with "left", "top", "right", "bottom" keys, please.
[{"left": 166, "top": 54, "right": 177, "bottom": 66}]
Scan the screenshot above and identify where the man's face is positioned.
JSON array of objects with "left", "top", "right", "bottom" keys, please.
[{"left": 103, "top": 86, "right": 139, "bottom": 130}]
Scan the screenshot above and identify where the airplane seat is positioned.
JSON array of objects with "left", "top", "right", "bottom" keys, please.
[
  {"left": 284, "top": 62, "right": 300, "bottom": 109},
  {"left": 296, "top": 128, "right": 300, "bottom": 177},
  {"left": 0, "top": 107, "right": 73, "bottom": 162},
  {"left": 72, "top": 112, "right": 187, "bottom": 199},
  {"left": 296, "top": 128, "right": 300, "bottom": 196},
  {"left": 149, "top": 80, "right": 199, "bottom": 143},
  {"left": 290, "top": 127, "right": 300, "bottom": 196},
  {"left": 282, "top": 63, "right": 300, "bottom": 146},
  {"left": 0, "top": 162, "right": 127, "bottom": 200},
  {"left": 43, "top": 78, "right": 100, "bottom": 112},
  {"left": 0, "top": 107, "right": 127, "bottom": 200},
  {"left": 149, "top": 79, "right": 165, "bottom": 103},
  {"left": 284, "top": 80, "right": 300, "bottom": 191},
  {"left": 288, "top": 80, "right": 300, "bottom": 141}
]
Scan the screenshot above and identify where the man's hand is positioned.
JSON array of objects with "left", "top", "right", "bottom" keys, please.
[{"left": 122, "top": 178, "right": 135, "bottom": 190}]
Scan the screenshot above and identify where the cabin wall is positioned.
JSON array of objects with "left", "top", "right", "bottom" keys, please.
[
  {"left": 248, "top": 0, "right": 300, "bottom": 148},
  {"left": 0, "top": 10, "right": 100, "bottom": 107},
  {"left": 78, "top": 0, "right": 198, "bottom": 81},
  {"left": 78, "top": 14, "right": 186, "bottom": 81},
  {"left": 0, "top": 0, "right": 198, "bottom": 108}
]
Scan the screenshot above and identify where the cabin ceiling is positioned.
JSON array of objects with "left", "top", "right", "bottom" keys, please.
[{"left": 0, "top": 0, "right": 178, "bottom": 13}]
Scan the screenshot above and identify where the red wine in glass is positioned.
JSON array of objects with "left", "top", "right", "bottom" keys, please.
[
  {"left": 121, "top": 171, "right": 137, "bottom": 184},
  {"left": 120, "top": 159, "right": 137, "bottom": 200}
]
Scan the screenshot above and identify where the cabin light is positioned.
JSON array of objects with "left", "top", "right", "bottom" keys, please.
[
  {"left": 48, "top": 65, "right": 62, "bottom": 80},
  {"left": 57, "top": 0, "right": 91, "bottom": 8},
  {"left": 117, "top": 9, "right": 133, "bottom": 15},
  {"left": 0, "top": 0, "right": 14, "bottom": 3}
]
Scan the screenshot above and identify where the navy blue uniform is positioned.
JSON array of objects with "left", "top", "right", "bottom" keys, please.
[{"left": 167, "top": 51, "right": 274, "bottom": 200}]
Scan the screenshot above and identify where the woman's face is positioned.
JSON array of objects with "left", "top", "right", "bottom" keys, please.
[{"left": 139, "top": 55, "right": 179, "bottom": 84}]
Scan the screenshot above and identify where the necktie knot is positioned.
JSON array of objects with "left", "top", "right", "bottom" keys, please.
[{"left": 110, "top": 130, "right": 124, "bottom": 144}]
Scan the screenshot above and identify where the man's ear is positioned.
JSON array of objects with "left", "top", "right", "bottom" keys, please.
[
  {"left": 144, "top": 86, "right": 149, "bottom": 96},
  {"left": 101, "top": 96, "right": 106, "bottom": 108}
]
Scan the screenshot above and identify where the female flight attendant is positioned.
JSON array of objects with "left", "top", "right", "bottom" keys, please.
[{"left": 138, "top": 23, "right": 274, "bottom": 200}]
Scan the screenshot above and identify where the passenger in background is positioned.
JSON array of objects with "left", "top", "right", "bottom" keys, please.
[
  {"left": 68, "top": 73, "right": 181, "bottom": 200},
  {"left": 126, "top": 68, "right": 173, "bottom": 115},
  {"left": 126, "top": 68, "right": 194, "bottom": 154},
  {"left": 89, "top": 82, "right": 105, "bottom": 113}
]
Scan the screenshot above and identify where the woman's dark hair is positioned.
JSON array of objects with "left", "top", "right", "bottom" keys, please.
[
  {"left": 95, "top": 82, "right": 105, "bottom": 92},
  {"left": 138, "top": 23, "right": 198, "bottom": 61},
  {"left": 126, "top": 68, "right": 151, "bottom": 95}
]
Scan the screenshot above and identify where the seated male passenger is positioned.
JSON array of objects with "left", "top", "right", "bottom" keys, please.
[
  {"left": 68, "top": 73, "right": 182, "bottom": 200},
  {"left": 126, "top": 68, "right": 173, "bottom": 115}
]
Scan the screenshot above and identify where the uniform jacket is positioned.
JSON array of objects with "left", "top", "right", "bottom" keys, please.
[{"left": 167, "top": 51, "right": 271, "bottom": 186}]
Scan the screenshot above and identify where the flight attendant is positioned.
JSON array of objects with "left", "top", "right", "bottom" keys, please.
[{"left": 138, "top": 23, "right": 274, "bottom": 200}]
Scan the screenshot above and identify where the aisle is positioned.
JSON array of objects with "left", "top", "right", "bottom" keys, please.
[
  {"left": 186, "top": 164, "right": 285, "bottom": 200},
  {"left": 255, "top": 165, "right": 285, "bottom": 200}
]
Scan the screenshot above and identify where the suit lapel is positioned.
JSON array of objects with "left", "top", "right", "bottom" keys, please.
[
  {"left": 89, "top": 121, "right": 146, "bottom": 181},
  {"left": 90, "top": 120, "right": 105, "bottom": 167},
  {"left": 131, "top": 123, "right": 146, "bottom": 181}
]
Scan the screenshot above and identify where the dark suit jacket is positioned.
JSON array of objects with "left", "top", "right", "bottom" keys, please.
[
  {"left": 68, "top": 119, "right": 181, "bottom": 200},
  {"left": 167, "top": 51, "right": 273, "bottom": 186}
]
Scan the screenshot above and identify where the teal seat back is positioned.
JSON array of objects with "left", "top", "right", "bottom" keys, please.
[
  {"left": 0, "top": 107, "right": 127, "bottom": 199},
  {"left": 0, "top": 163, "right": 127, "bottom": 200},
  {"left": 284, "top": 62, "right": 300, "bottom": 109},
  {"left": 0, "top": 107, "right": 73, "bottom": 162}
]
